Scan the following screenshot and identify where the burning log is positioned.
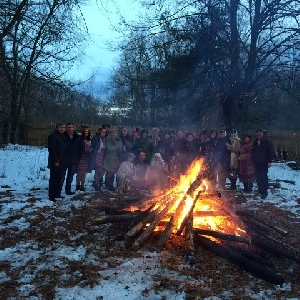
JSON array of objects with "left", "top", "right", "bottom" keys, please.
[
  {"left": 124, "top": 194, "right": 177, "bottom": 241},
  {"left": 124, "top": 206, "right": 162, "bottom": 240},
  {"left": 176, "top": 192, "right": 203, "bottom": 236},
  {"left": 155, "top": 216, "right": 174, "bottom": 252},
  {"left": 196, "top": 235, "right": 285, "bottom": 285},
  {"left": 193, "top": 211, "right": 227, "bottom": 217},
  {"left": 236, "top": 210, "right": 288, "bottom": 235},
  {"left": 194, "top": 228, "right": 251, "bottom": 244},
  {"left": 131, "top": 198, "right": 177, "bottom": 250},
  {"left": 185, "top": 212, "right": 195, "bottom": 254}
]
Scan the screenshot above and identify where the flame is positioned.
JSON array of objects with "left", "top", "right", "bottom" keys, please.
[{"left": 129, "top": 158, "right": 248, "bottom": 242}]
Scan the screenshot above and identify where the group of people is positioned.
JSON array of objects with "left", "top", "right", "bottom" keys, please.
[
  {"left": 47, "top": 123, "right": 275, "bottom": 201},
  {"left": 203, "top": 128, "right": 275, "bottom": 199}
]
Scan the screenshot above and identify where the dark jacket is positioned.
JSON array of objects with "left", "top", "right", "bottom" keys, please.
[
  {"left": 211, "top": 137, "right": 230, "bottom": 166},
  {"left": 47, "top": 130, "right": 67, "bottom": 169},
  {"left": 157, "top": 138, "right": 174, "bottom": 164},
  {"left": 252, "top": 137, "right": 275, "bottom": 165},
  {"left": 64, "top": 131, "right": 82, "bottom": 166}
]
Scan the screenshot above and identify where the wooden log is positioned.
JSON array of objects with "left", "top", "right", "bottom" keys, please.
[
  {"left": 236, "top": 210, "right": 288, "bottom": 235},
  {"left": 185, "top": 212, "right": 195, "bottom": 253},
  {"left": 85, "top": 204, "right": 127, "bottom": 213},
  {"left": 175, "top": 192, "right": 203, "bottom": 236},
  {"left": 132, "top": 199, "right": 176, "bottom": 250},
  {"left": 134, "top": 190, "right": 174, "bottom": 210},
  {"left": 172, "top": 194, "right": 190, "bottom": 230},
  {"left": 193, "top": 211, "right": 227, "bottom": 217},
  {"left": 268, "top": 182, "right": 281, "bottom": 188},
  {"left": 264, "top": 235, "right": 300, "bottom": 257},
  {"left": 251, "top": 235, "right": 300, "bottom": 263},
  {"left": 93, "top": 213, "right": 140, "bottom": 224},
  {"left": 124, "top": 206, "right": 161, "bottom": 240},
  {"left": 155, "top": 216, "right": 174, "bottom": 252},
  {"left": 125, "top": 194, "right": 177, "bottom": 240},
  {"left": 276, "top": 179, "right": 295, "bottom": 185},
  {"left": 196, "top": 235, "right": 285, "bottom": 285},
  {"left": 194, "top": 228, "right": 251, "bottom": 244}
]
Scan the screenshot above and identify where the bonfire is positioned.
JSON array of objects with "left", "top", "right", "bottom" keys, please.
[{"left": 90, "top": 158, "right": 300, "bottom": 285}]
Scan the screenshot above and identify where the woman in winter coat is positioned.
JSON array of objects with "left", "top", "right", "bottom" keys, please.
[
  {"left": 75, "top": 127, "right": 91, "bottom": 191},
  {"left": 90, "top": 127, "right": 106, "bottom": 191},
  {"left": 116, "top": 153, "right": 136, "bottom": 185},
  {"left": 226, "top": 129, "right": 242, "bottom": 190},
  {"left": 238, "top": 135, "right": 255, "bottom": 192},
  {"left": 103, "top": 128, "right": 123, "bottom": 191}
]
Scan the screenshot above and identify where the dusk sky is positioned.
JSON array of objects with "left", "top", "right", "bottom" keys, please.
[{"left": 68, "top": 0, "right": 142, "bottom": 83}]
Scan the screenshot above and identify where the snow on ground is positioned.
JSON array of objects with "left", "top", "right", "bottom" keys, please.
[{"left": 0, "top": 144, "right": 300, "bottom": 299}]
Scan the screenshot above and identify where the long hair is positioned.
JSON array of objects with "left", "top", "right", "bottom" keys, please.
[{"left": 81, "top": 127, "right": 91, "bottom": 140}]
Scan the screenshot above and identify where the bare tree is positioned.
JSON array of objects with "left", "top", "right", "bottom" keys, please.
[
  {"left": 109, "top": 0, "right": 300, "bottom": 130},
  {"left": 0, "top": 0, "right": 28, "bottom": 40},
  {"left": 0, "top": 0, "right": 87, "bottom": 143}
]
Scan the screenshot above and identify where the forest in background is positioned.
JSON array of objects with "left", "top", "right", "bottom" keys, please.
[{"left": 1, "top": 0, "right": 300, "bottom": 144}]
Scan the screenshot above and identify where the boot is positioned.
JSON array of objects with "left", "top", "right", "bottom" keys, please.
[
  {"left": 230, "top": 184, "right": 236, "bottom": 190},
  {"left": 80, "top": 185, "right": 85, "bottom": 192},
  {"left": 95, "top": 183, "right": 101, "bottom": 191},
  {"left": 248, "top": 182, "right": 253, "bottom": 192},
  {"left": 76, "top": 185, "right": 81, "bottom": 191}
]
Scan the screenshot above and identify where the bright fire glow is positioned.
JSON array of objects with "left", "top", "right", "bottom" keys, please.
[{"left": 129, "top": 158, "right": 248, "bottom": 241}]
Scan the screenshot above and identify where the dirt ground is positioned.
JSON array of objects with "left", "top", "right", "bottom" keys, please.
[{"left": 1, "top": 187, "right": 300, "bottom": 299}]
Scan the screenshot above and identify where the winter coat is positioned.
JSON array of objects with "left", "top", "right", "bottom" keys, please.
[
  {"left": 76, "top": 138, "right": 91, "bottom": 173},
  {"left": 183, "top": 139, "right": 198, "bottom": 165},
  {"left": 157, "top": 138, "right": 174, "bottom": 165},
  {"left": 252, "top": 137, "right": 275, "bottom": 165},
  {"left": 211, "top": 137, "right": 230, "bottom": 167},
  {"left": 238, "top": 141, "right": 255, "bottom": 178},
  {"left": 135, "top": 136, "right": 152, "bottom": 162},
  {"left": 47, "top": 130, "right": 67, "bottom": 169},
  {"left": 116, "top": 161, "right": 136, "bottom": 182},
  {"left": 226, "top": 137, "right": 241, "bottom": 169},
  {"left": 119, "top": 133, "right": 133, "bottom": 162},
  {"left": 205, "top": 137, "right": 218, "bottom": 166},
  {"left": 103, "top": 135, "right": 122, "bottom": 172},
  {"left": 89, "top": 134, "right": 106, "bottom": 171},
  {"left": 64, "top": 131, "right": 82, "bottom": 166}
]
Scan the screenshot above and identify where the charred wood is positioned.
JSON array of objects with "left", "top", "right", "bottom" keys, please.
[
  {"left": 124, "top": 206, "right": 161, "bottom": 240},
  {"left": 276, "top": 179, "right": 296, "bottom": 185},
  {"left": 236, "top": 210, "right": 288, "bottom": 235},
  {"left": 196, "top": 235, "right": 285, "bottom": 285},
  {"left": 93, "top": 213, "right": 141, "bottom": 224},
  {"left": 132, "top": 201, "right": 175, "bottom": 250},
  {"left": 251, "top": 235, "right": 300, "bottom": 263},
  {"left": 185, "top": 212, "right": 195, "bottom": 253},
  {"left": 155, "top": 216, "right": 174, "bottom": 252},
  {"left": 194, "top": 228, "right": 251, "bottom": 244}
]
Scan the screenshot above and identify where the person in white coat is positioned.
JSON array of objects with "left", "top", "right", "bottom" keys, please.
[{"left": 116, "top": 153, "right": 137, "bottom": 186}]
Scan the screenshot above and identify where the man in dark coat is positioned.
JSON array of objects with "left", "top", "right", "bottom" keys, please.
[
  {"left": 63, "top": 123, "right": 82, "bottom": 195},
  {"left": 211, "top": 130, "right": 230, "bottom": 190},
  {"left": 252, "top": 129, "right": 275, "bottom": 199},
  {"left": 47, "top": 123, "right": 67, "bottom": 201}
]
